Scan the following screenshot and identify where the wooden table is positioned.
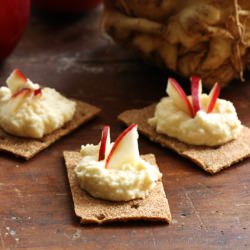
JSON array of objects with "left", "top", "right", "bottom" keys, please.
[{"left": 0, "top": 6, "right": 250, "bottom": 250}]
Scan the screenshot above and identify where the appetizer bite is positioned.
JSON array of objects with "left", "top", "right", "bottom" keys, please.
[
  {"left": 119, "top": 77, "right": 250, "bottom": 174},
  {"left": 0, "top": 69, "right": 75, "bottom": 138},
  {"left": 148, "top": 76, "right": 242, "bottom": 146},
  {"left": 63, "top": 124, "right": 171, "bottom": 224},
  {"left": 0, "top": 69, "right": 100, "bottom": 159}
]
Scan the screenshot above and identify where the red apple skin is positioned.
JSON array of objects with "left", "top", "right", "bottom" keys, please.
[
  {"left": 191, "top": 76, "right": 202, "bottom": 116},
  {"left": 98, "top": 125, "right": 110, "bottom": 161},
  {"left": 34, "top": 88, "right": 42, "bottom": 96},
  {"left": 14, "top": 68, "right": 27, "bottom": 82},
  {"left": 32, "top": 0, "right": 102, "bottom": 14},
  {"left": 0, "top": 0, "right": 30, "bottom": 60},
  {"left": 12, "top": 87, "right": 32, "bottom": 98},
  {"left": 207, "top": 82, "right": 220, "bottom": 113},
  {"left": 105, "top": 124, "right": 137, "bottom": 169}
]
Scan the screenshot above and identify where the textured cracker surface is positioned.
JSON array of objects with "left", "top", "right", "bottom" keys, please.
[
  {"left": 63, "top": 151, "right": 171, "bottom": 224},
  {"left": 0, "top": 101, "right": 100, "bottom": 159},
  {"left": 118, "top": 104, "right": 250, "bottom": 174}
]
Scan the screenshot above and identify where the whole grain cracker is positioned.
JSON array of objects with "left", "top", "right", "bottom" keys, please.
[
  {"left": 63, "top": 151, "right": 171, "bottom": 224},
  {"left": 0, "top": 101, "right": 100, "bottom": 159},
  {"left": 118, "top": 104, "right": 250, "bottom": 174}
]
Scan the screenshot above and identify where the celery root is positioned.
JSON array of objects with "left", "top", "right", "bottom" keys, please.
[{"left": 104, "top": 0, "right": 250, "bottom": 88}]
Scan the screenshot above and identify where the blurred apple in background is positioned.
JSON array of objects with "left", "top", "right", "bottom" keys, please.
[
  {"left": 0, "top": 0, "right": 30, "bottom": 61},
  {"left": 32, "top": 0, "right": 102, "bottom": 15}
]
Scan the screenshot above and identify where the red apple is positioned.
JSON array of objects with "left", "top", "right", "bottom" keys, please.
[
  {"left": 167, "top": 78, "right": 194, "bottom": 117},
  {"left": 105, "top": 124, "right": 140, "bottom": 169},
  {"left": 32, "top": 0, "right": 102, "bottom": 14},
  {"left": 207, "top": 82, "right": 220, "bottom": 113},
  {"left": 98, "top": 125, "right": 110, "bottom": 161},
  {"left": 191, "top": 76, "right": 202, "bottom": 116},
  {"left": 0, "top": 0, "right": 30, "bottom": 60}
]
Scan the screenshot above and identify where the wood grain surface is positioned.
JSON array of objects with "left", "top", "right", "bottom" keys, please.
[{"left": 0, "top": 5, "right": 250, "bottom": 250}]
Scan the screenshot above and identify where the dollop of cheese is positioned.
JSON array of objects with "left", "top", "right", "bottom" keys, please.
[
  {"left": 0, "top": 81, "right": 76, "bottom": 138},
  {"left": 148, "top": 94, "right": 242, "bottom": 146},
  {"left": 74, "top": 144, "right": 162, "bottom": 201}
]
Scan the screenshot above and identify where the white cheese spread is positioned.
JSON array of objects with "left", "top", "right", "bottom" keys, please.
[
  {"left": 148, "top": 94, "right": 242, "bottom": 146},
  {"left": 75, "top": 142, "right": 162, "bottom": 201},
  {"left": 0, "top": 79, "right": 76, "bottom": 138}
]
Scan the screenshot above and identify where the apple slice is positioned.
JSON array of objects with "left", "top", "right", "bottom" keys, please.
[
  {"left": 207, "top": 82, "right": 220, "bottom": 113},
  {"left": 6, "top": 69, "right": 27, "bottom": 93},
  {"left": 98, "top": 125, "right": 111, "bottom": 161},
  {"left": 166, "top": 78, "right": 194, "bottom": 117},
  {"left": 105, "top": 124, "right": 140, "bottom": 169},
  {"left": 191, "top": 76, "right": 202, "bottom": 116},
  {"left": 7, "top": 88, "right": 32, "bottom": 113}
]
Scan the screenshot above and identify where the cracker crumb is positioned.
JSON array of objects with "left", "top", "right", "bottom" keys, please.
[
  {"left": 72, "top": 229, "right": 81, "bottom": 240},
  {"left": 10, "top": 230, "right": 16, "bottom": 236},
  {"left": 172, "top": 219, "right": 178, "bottom": 224}
]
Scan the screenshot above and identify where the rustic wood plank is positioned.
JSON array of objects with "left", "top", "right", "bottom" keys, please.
[{"left": 0, "top": 5, "right": 249, "bottom": 250}]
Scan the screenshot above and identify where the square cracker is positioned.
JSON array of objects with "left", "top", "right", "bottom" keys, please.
[
  {"left": 0, "top": 101, "right": 100, "bottom": 160},
  {"left": 118, "top": 104, "right": 250, "bottom": 174},
  {"left": 63, "top": 151, "right": 171, "bottom": 224}
]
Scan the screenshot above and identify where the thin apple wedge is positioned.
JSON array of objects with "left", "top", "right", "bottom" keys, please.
[
  {"left": 166, "top": 78, "right": 194, "bottom": 117},
  {"left": 207, "top": 82, "right": 220, "bottom": 113},
  {"left": 6, "top": 68, "right": 27, "bottom": 93},
  {"left": 105, "top": 124, "right": 140, "bottom": 169},
  {"left": 98, "top": 125, "right": 111, "bottom": 161},
  {"left": 191, "top": 76, "right": 202, "bottom": 116}
]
